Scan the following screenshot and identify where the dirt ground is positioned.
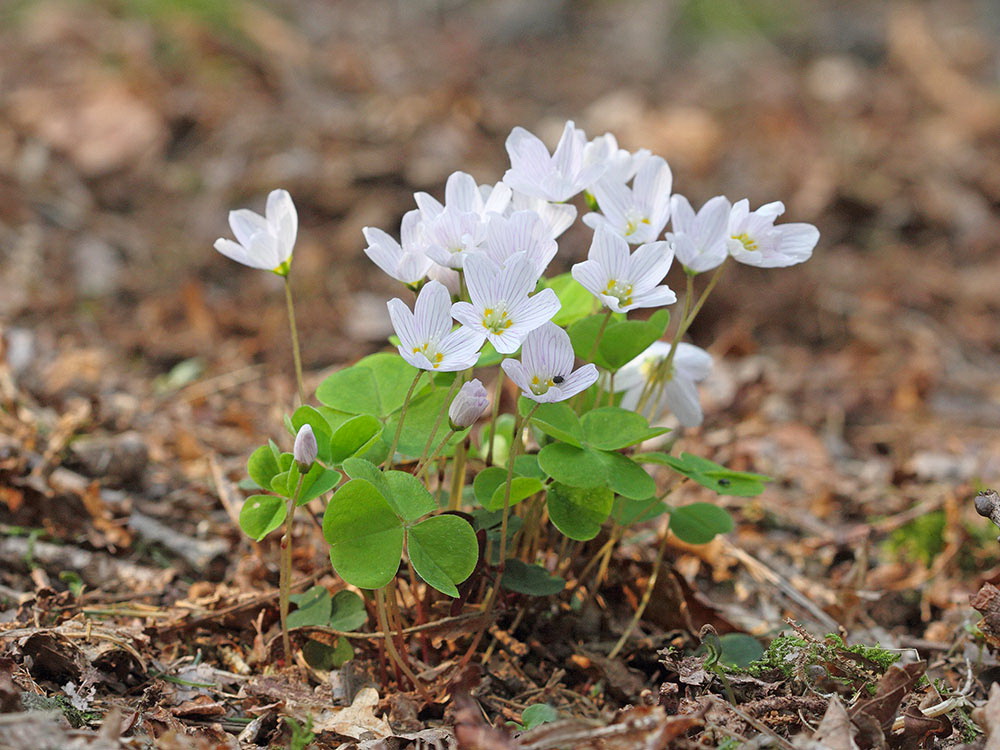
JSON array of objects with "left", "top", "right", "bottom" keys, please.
[{"left": 1, "top": 0, "right": 999, "bottom": 747}]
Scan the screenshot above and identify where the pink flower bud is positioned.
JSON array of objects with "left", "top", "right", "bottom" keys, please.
[
  {"left": 293, "top": 424, "right": 318, "bottom": 470},
  {"left": 448, "top": 379, "right": 489, "bottom": 429}
]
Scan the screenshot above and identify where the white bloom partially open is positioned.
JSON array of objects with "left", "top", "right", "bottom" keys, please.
[
  {"left": 584, "top": 133, "right": 654, "bottom": 186},
  {"left": 387, "top": 281, "right": 484, "bottom": 371},
  {"left": 363, "top": 210, "right": 433, "bottom": 285},
  {"left": 214, "top": 189, "right": 297, "bottom": 275},
  {"left": 501, "top": 322, "right": 599, "bottom": 403},
  {"left": 503, "top": 121, "right": 607, "bottom": 202},
  {"left": 485, "top": 211, "right": 558, "bottom": 277},
  {"left": 615, "top": 341, "right": 712, "bottom": 427},
  {"left": 583, "top": 156, "right": 673, "bottom": 245},
  {"left": 451, "top": 252, "right": 559, "bottom": 354},
  {"left": 726, "top": 200, "right": 819, "bottom": 268},
  {"left": 667, "top": 194, "right": 731, "bottom": 274},
  {"left": 571, "top": 228, "right": 676, "bottom": 313}
]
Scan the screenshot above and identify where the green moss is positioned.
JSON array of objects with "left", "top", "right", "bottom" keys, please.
[
  {"left": 884, "top": 511, "right": 945, "bottom": 566},
  {"left": 743, "top": 632, "right": 899, "bottom": 686}
]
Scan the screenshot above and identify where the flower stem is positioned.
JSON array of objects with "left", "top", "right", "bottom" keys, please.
[
  {"left": 283, "top": 276, "right": 306, "bottom": 406},
  {"left": 279, "top": 474, "right": 305, "bottom": 661},
  {"left": 495, "top": 404, "right": 538, "bottom": 585},
  {"left": 608, "top": 520, "right": 671, "bottom": 659},
  {"left": 484, "top": 371, "right": 505, "bottom": 466},
  {"left": 383, "top": 371, "right": 423, "bottom": 470},
  {"left": 413, "top": 429, "right": 456, "bottom": 481},
  {"left": 448, "top": 437, "right": 467, "bottom": 510},
  {"left": 375, "top": 587, "right": 427, "bottom": 697},
  {"left": 417, "top": 374, "right": 462, "bottom": 467}
]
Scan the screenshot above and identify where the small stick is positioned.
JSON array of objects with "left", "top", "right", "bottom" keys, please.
[{"left": 974, "top": 490, "right": 1000, "bottom": 540}]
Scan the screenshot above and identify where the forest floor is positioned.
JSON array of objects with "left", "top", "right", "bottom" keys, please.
[{"left": 1, "top": 1, "right": 999, "bottom": 747}]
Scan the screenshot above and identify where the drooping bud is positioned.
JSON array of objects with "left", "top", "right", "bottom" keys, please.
[
  {"left": 448, "top": 379, "right": 490, "bottom": 430},
  {"left": 293, "top": 424, "right": 318, "bottom": 471}
]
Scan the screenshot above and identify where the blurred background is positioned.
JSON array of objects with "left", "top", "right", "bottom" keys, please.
[{"left": 1, "top": 0, "right": 999, "bottom": 623}]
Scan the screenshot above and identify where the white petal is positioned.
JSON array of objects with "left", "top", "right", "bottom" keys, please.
[
  {"left": 628, "top": 241, "right": 674, "bottom": 292},
  {"left": 213, "top": 238, "right": 256, "bottom": 268},
  {"left": 570, "top": 259, "right": 608, "bottom": 299},
  {"left": 228, "top": 209, "right": 267, "bottom": 248},
  {"left": 673, "top": 343, "right": 712, "bottom": 381},
  {"left": 694, "top": 196, "right": 731, "bottom": 247},
  {"left": 663, "top": 377, "right": 704, "bottom": 427},
  {"left": 445, "top": 172, "right": 481, "bottom": 213},
  {"left": 450, "top": 301, "right": 481, "bottom": 331},
  {"left": 437, "top": 327, "right": 485, "bottom": 371},
  {"left": 387, "top": 298, "right": 419, "bottom": 352},
  {"left": 629, "top": 285, "right": 677, "bottom": 309},
  {"left": 413, "top": 281, "right": 453, "bottom": 340},
  {"left": 669, "top": 194, "right": 696, "bottom": 234},
  {"left": 632, "top": 156, "right": 672, "bottom": 218},
  {"left": 500, "top": 358, "right": 533, "bottom": 396},
  {"left": 462, "top": 253, "right": 500, "bottom": 307},
  {"left": 266, "top": 189, "right": 297, "bottom": 259},
  {"left": 556, "top": 364, "right": 599, "bottom": 400},
  {"left": 771, "top": 223, "right": 819, "bottom": 266}
]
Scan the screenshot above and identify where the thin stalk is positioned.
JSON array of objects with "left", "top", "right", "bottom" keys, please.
[
  {"left": 636, "top": 271, "right": 695, "bottom": 415},
  {"left": 572, "top": 309, "right": 613, "bottom": 410},
  {"left": 484, "top": 371, "right": 505, "bottom": 466},
  {"left": 375, "top": 587, "right": 428, "bottom": 698},
  {"left": 283, "top": 276, "right": 306, "bottom": 405},
  {"left": 383, "top": 371, "right": 423, "bottom": 470},
  {"left": 279, "top": 474, "right": 305, "bottom": 661},
  {"left": 448, "top": 437, "right": 467, "bottom": 510},
  {"left": 661, "top": 263, "right": 725, "bottom": 374},
  {"left": 417, "top": 374, "right": 462, "bottom": 467},
  {"left": 413, "top": 429, "right": 456, "bottom": 481},
  {"left": 608, "top": 522, "right": 672, "bottom": 659},
  {"left": 495, "top": 405, "right": 538, "bottom": 584}
]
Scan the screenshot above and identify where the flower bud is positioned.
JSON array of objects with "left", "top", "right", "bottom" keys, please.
[
  {"left": 293, "top": 424, "right": 318, "bottom": 470},
  {"left": 448, "top": 379, "right": 489, "bottom": 430}
]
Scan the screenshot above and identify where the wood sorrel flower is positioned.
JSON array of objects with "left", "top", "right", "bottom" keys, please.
[
  {"left": 485, "top": 211, "right": 558, "bottom": 277},
  {"left": 293, "top": 424, "right": 318, "bottom": 471},
  {"left": 448, "top": 379, "right": 490, "bottom": 429},
  {"left": 388, "top": 281, "right": 484, "bottom": 371},
  {"left": 667, "top": 194, "right": 731, "bottom": 274},
  {"left": 726, "top": 200, "right": 820, "bottom": 268},
  {"left": 583, "top": 156, "right": 673, "bottom": 244},
  {"left": 615, "top": 341, "right": 712, "bottom": 427},
  {"left": 503, "top": 121, "right": 607, "bottom": 202},
  {"left": 363, "top": 210, "right": 433, "bottom": 285},
  {"left": 583, "top": 132, "right": 653, "bottom": 184},
  {"left": 213, "top": 189, "right": 297, "bottom": 275},
  {"left": 451, "top": 252, "right": 559, "bottom": 354},
  {"left": 507, "top": 191, "right": 577, "bottom": 239},
  {"left": 501, "top": 322, "right": 598, "bottom": 403},
  {"left": 571, "top": 227, "right": 677, "bottom": 313}
]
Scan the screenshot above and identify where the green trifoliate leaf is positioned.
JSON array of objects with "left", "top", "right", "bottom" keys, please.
[
  {"left": 568, "top": 314, "right": 616, "bottom": 370},
  {"left": 407, "top": 515, "right": 478, "bottom": 597},
  {"left": 323, "top": 479, "right": 403, "bottom": 589},
  {"left": 669, "top": 502, "right": 734, "bottom": 544},
  {"left": 247, "top": 444, "right": 281, "bottom": 490},
  {"left": 383, "top": 386, "right": 460, "bottom": 458},
  {"left": 328, "top": 590, "right": 369, "bottom": 631},
  {"left": 287, "top": 586, "right": 333, "bottom": 629},
  {"left": 597, "top": 309, "right": 670, "bottom": 370},
  {"left": 636, "top": 451, "right": 771, "bottom": 497},
  {"left": 384, "top": 469, "right": 436, "bottom": 521},
  {"left": 613, "top": 496, "right": 668, "bottom": 526},
  {"left": 546, "top": 481, "right": 614, "bottom": 540},
  {"left": 524, "top": 401, "right": 584, "bottom": 447},
  {"left": 290, "top": 406, "right": 333, "bottom": 463},
  {"left": 297, "top": 465, "right": 342, "bottom": 504},
  {"left": 545, "top": 273, "right": 600, "bottom": 327},
  {"left": 537, "top": 443, "right": 608, "bottom": 489},
  {"left": 473, "top": 467, "right": 507, "bottom": 508},
  {"left": 581, "top": 407, "right": 669, "bottom": 450},
  {"left": 485, "top": 477, "right": 545, "bottom": 512},
  {"left": 500, "top": 559, "right": 565, "bottom": 596},
  {"left": 270, "top": 460, "right": 301, "bottom": 498},
  {"left": 316, "top": 353, "right": 425, "bottom": 418},
  {"left": 598, "top": 451, "right": 656, "bottom": 500},
  {"left": 519, "top": 704, "right": 560, "bottom": 730},
  {"left": 239, "top": 494, "right": 286, "bottom": 541},
  {"left": 329, "top": 414, "right": 383, "bottom": 464}
]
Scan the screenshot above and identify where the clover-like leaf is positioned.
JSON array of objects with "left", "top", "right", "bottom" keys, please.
[
  {"left": 329, "top": 415, "right": 383, "bottom": 464},
  {"left": 239, "top": 494, "right": 286, "bottom": 541},
  {"left": 323, "top": 479, "right": 403, "bottom": 589},
  {"left": 637, "top": 452, "right": 771, "bottom": 497},
  {"left": 384, "top": 470, "right": 437, "bottom": 521},
  {"left": 597, "top": 309, "right": 670, "bottom": 370},
  {"left": 500, "top": 559, "right": 565, "bottom": 596},
  {"left": 407, "top": 515, "right": 478, "bottom": 597},
  {"left": 485, "top": 477, "right": 544, "bottom": 512},
  {"left": 247, "top": 445, "right": 281, "bottom": 490},
  {"left": 598, "top": 451, "right": 656, "bottom": 500},
  {"left": 537, "top": 443, "right": 608, "bottom": 489},
  {"left": 546, "top": 272, "right": 600, "bottom": 328},
  {"left": 546, "top": 482, "right": 613, "bottom": 540},
  {"left": 669, "top": 502, "right": 734, "bottom": 544},
  {"left": 525, "top": 401, "right": 584, "bottom": 447},
  {"left": 290, "top": 405, "right": 333, "bottom": 463},
  {"left": 581, "top": 407, "right": 669, "bottom": 450},
  {"left": 298, "top": 465, "right": 342, "bottom": 505}
]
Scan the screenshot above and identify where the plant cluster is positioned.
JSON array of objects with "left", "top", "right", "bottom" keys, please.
[{"left": 213, "top": 120, "right": 819, "bottom": 680}]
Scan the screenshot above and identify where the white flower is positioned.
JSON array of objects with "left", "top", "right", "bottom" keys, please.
[
  {"left": 293, "top": 424, "right": 318, "bottom": 470},
  {"left": 583, "top": 133, "right": 653, "bottom": 184},
  {"left": 448, "top": 379, "right": 490, "bottom": 429},
  {"left": 415, "top": 171, "right": 511, "bottom": 221},
  {"left": 451, "top": 252, "right": 559, "bottom": 354},
  {"left": 363, "top": 210, "right": 433, "bottom": 285},
  {"left": 508, "top": 191, "right": 577, "bottom": 239},
  {"left": 387, "top": 281, "right": 484, "bottom": 371},
  {"left": 583, "top": 156, "right": 673, "bottom": 244},
  {"left": 503, "top": 121, "right": 607, "bottom": 202},
  {"left": 615, "top": 341, "right": 712, "bottom": 427},
  {"left": 667, "top": 195, "right": 731, "bottom": 273},
  {"left": 214, "top": 189, "right": 297, "bottom": 275},
  {"left": 571, "top": 228, "right": 677, "bottom": 313},
  {"left": 726, "top": 200, "right": 819, "bottom": 268},
  {"left": 501, "top": 322, "right": 599, "bottom": 403},
  {"left": 485, "top": 211, "right": 558, "bottom": 277}
]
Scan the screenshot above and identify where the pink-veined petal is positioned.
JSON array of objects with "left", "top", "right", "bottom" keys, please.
[
  {"left": 628, "top": 241, "right": 674, "bottom": 293},
  {"left": 413, "top": 281, "right": 453, "bottom": 341}
]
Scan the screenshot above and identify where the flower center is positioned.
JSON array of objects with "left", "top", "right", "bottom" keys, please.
[
  {"left": 640, "top": 356, "right": 674, "bottom": 384},
  {"left": 603, "top": 278, "right": 634, "bottom": 307},
  {"left": 529, "top": 375, "right": 555, "bottom": 396},
  {"left": 413, "top": 342, "right": 445, "bottom": 369},
  {"left": 624, "top": 209, "right": 651, "bottom": 237},
  {"left": 732, "top": 232, "right": 759, "bottom": 252},
  {"left": 482, "top": 306, "right": 514, "bottom": 335}
]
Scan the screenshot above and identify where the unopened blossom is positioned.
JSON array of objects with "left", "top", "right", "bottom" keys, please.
[
  {"left": 363, "top": 209, "right": 433, "bottom": 285},
  {"left": 571, "top": 228, "right": 676, "bottom": 313},
  {"left": 583, "top": 133, "right": 653, "bottom": 184},
  {"left": 448, "top": 379, "right": 490, "bottom": 429},
  {"left": 451, "top": 252, "right": 559, "bottom": 354},
  {"left": 583, "top": 156, "right": 673, "bottom": 244},
  {"left": 213, "top": 189, "right": 297, "bottom": 275},
  {"left": 667, "top": 195, "right": 731, "bottom": 273},
  {"left": 503, "top": 121, "right": 607, "bottom": 202},
  {"left": 485, "top": 211, "right": 558, "bottom": 277},
  {"left": 293, "top": 424, "right": 318, "bottom": 471},
  {"left": 501, "top": 322, "right": 599, "bottom": 403},
  {"left": 508, "top": 191, "right": 577, "bottom": 239},
  {"left": 615, "top": 341, "right": 712, "bottom": 427},
  {"left": 388, "top": 281, "right": 484, "bottom": 371},
  {"left": 726, "top": 200, "right": 820, "bottom": 268}
]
